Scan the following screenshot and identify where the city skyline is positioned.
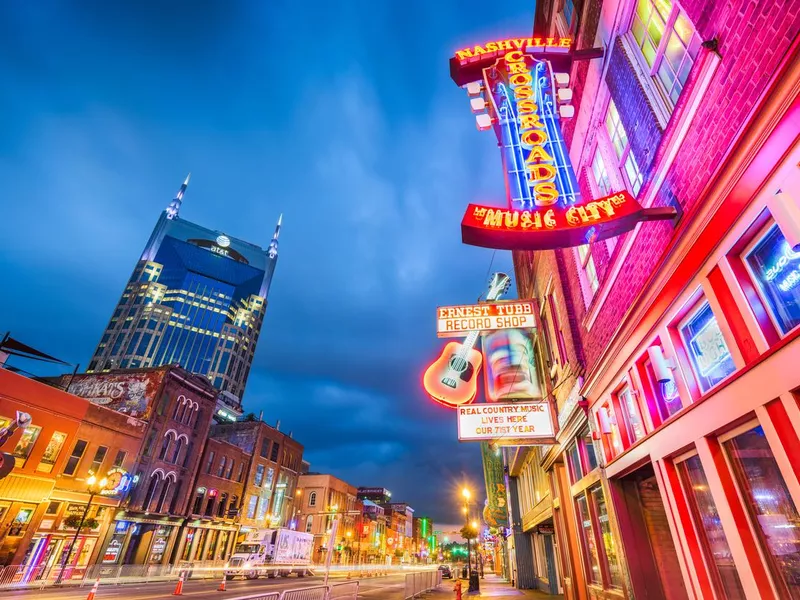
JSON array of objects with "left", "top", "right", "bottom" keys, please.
[{"left": 0, "top": 1, "right": 532, "bottom": 522}]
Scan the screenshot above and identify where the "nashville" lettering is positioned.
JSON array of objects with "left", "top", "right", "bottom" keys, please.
[{"left": 455, "top": 37, "right": 571, "bottom": 62}]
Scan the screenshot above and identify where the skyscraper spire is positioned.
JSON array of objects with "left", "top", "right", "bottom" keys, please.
[
  {"left": 166, "top": 173, "right": 191, "bottom": 220},
  {"left": 268, "top": 213, "right": 281, "bottom": 259}
]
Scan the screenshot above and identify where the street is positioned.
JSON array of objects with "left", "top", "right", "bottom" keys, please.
[{"left": 0, "top": 573, "right": 414, "bottom": 600}]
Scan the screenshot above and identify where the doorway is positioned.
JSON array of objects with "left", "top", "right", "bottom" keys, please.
[{"left": 616, "top": 464, "right": 688, "bottom": 600}]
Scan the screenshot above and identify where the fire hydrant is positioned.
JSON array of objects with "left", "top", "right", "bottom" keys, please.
[{"left": 454, "top": 579, "right": 463, "bottom": 600}]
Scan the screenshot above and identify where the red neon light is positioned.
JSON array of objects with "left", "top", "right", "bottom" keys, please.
[{"left": 461, "top": 191, "right": 677, "bottom": 250}]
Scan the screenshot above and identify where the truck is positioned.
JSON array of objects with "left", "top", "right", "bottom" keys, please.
[{"left": 225, "top": 528, "right": 314, "bottom": 580}]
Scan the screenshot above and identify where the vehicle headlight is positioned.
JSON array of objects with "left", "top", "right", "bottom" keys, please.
[{"left": 244, "top": 562, "right": 251, "bottom": 569}]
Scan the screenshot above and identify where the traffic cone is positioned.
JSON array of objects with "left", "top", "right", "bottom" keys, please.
[
  {"left": 173, "top": 574, "right": 184, "bottom": 596},
  {"left": 218, "top": 574, "right": 226, "bottom": 591},
  {"left": 346, "top": 568, "right": 351, "bottom": 580},
  {"left": 86, "top": 578, "right": 100, "bottom": 600}
]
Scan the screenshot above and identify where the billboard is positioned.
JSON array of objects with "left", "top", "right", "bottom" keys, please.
[
  {"left": 450, "top": 38, "right": 675, "bottom": 250},
  {"left": 482, "top": 329, "right": 543, "bottom": 402},
  {"left": 457, "top": 401, "right": 555, "bottom": 443},
  {"left": 480, "top": 442, "right": 508, "bottom": 528},
  {"left": 67, "top": 371, "right": 166, "bottom": 420},
  {"left": 436, "top": 301, "right": 535, "bottom": 337}
]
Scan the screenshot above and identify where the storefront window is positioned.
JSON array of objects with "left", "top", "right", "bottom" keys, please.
[
  {"left": 576, "top": 495, "right": 601, "bottom": 584},
  {"left": 618, "top": 384, "right": 646, "bottom": 441},
  {"left": 246, "top": 495, "right": 258, "bottom": 519},
  {"left": 724, "top": 426, "right": 800, "bottom": 597},
  {"left": 583, "top": 430, "right": 598, "bottom": 471},
  {"left": 36, "top": 432, "right": 67, "bottom": 473},
  {"left": 591, "top": 486, "right": 623, "bottom": 588},
  {"left": 678, "top": 455, "right": 746, "bottom": 599},
  {"left": 568, "top": 442, "right": 583, "bottom": 483},
  {"left": 745, "top": 224, "right": 800, "bottom": 334},
  {"left": 13, "top": 425, "right": 41, "bottom": 467},
  {"left": 679, "top": 302, "right": 736, "bottom": 392}
]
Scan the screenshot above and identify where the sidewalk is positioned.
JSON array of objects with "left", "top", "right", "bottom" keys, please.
[{"left": 427, "top": 574, "right": 564, "bottom": 598}]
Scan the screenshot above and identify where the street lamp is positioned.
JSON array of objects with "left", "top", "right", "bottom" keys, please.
[{"left": 56, "top": 474, "right": 108, "bottom": 584}]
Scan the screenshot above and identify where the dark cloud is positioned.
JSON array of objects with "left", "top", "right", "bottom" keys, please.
[{"left": 0, "top": 0, "right": 532, "bottom": 523}]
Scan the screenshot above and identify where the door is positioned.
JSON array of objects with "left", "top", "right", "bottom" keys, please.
[{"left": 543, "top": 534, "right": 558, "bottom": 595}]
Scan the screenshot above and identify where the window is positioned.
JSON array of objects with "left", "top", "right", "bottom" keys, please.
[
  {"left": 568, "top": 442, "right": 584, "bottom": 483},
  {"left": 305, "top": 515, "right": 313, "bottom": 533},
  {"left": 630, "top": 0, "right": 701, "bottom": 105},
  {"left": 583, "top": 429, "right": 598, "bottom": 471},
  {"left": 577, "top": 245, "right": 599, "bottom": 294},
  {"left": 158, "top": 434, "right": 172, "bottom": 461},
  {"left": 744, "top": 223, "right": 800, "bottom": 335},
  {"left": 112, "top": 450, "right": 126, "bottom": 469},
  {"left": 260, "top": 439, "right": 270, "bottom": 459},
  {"left": 605, "top": 100, "right": 643, "bottom": 196},
  {"left": 170, "top": 438, "right": 184, "bottom": 464},
  {"left": 617, "top": 383, "right": 646, "bottom": 442},
  {"left": 644, "top": 356, "right": 683, "bottom": 420},
  {"left": 88, "top": 446, "right": 108, "bottom": 475},
  {"left": 576, "top": 494, "right": 601, "bottom": 584},
  {"left": 237, "top": 462, "right": 245, "bottom": 483},
  {"left": 591, "top": 147, "right": 612, "bottom": 197},
  {"left": 679, "top": 301, "right": 736, "bottom": 392},
  {"left": 142, "top": 430, "right": 158, "bottom": 457},
  {"left": 37, "top": 432, "right": 67, "bottom": 473},
  {"left": 217, "top": 493, "right": 228, "bottom": 518},
  {"left": 256, "top": 497, "right": 269, "bottom": 521},
  {"left": 246, "top": 495, "right": 258, "bottom": 519},
  {"left": 12, "top": 425, "right": 41, "bottom": 467},
  {"left": 225, "top": 460, "right": 235, "bottom": 480},
  {"left": 45, "top": 501, "right": 61, "bottom": 515},
  {"left": 254, "top": 464, "right": 265, "bottom": 487},
  {"left": 309, "top": 492, "right": 317, "bottom": 507},
  {"left": 63, "top": 439, "right": 88, "bottom": 476},
  {"left": 205, "top": 451, "right": 216, "bottom": 474},
  {"left": 217, "top": 456, "right": 227, "bottom": 477},
  {"left": 724, "top": 426, "right": 800, "bottom": 597},
  {"left": 563, "top": 0, "right": 575, "bottom": 29},
  {"left": 591, "top": 486, "right": 623, "bottom": 588},
  {"left": 270, "top": 442, "right": 280, "bottom": 462},
  {"left": 678, "top": 455, "right": 745, "bottom": 599}
]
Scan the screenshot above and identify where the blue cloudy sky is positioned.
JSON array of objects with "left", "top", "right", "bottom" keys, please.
[{"left": 0, "top": 1, "right": 532, "bottom": 523}]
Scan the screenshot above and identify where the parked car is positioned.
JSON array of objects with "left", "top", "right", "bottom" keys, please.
[{"left": 438, "top": 564, "right": 452, "bottom": 578}]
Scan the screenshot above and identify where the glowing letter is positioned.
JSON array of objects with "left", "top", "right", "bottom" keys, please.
[
  {"left": 528, "top": 164, "right": 557, "bottom": 183},
  {"left": 566, "top": 206, "right": 580, "bottom": 226},
  {"left": 504, "top": 211, "right": 519, "bottom": 228},
  {"left": 509, "top": 73, "right": 532, "bottom": 87},
  {"left": 507, "top": 61, "right": 528, "bottom": 74},
  {"left": 514, "top": 86, "right": 534, "bottom": 99},
  {"left": 543, "top": 208, "right": 557, "bottom": 227},
  {"left": 525, "top": 145, "right": 554, "bottom": 163},
  {"left": 519, "top": 113, "right": 545, "bottom": 131},
  {"left": 497, "top": 40, "right": 513, "bottom": 51},
  {"left": 560, "top": 37, "right": 572, "bottom": 47},
  {"left": 456, "top": 49, "right": 473, "bottom": 61},
  {"left": 504, "top": 50, "right": 524, "bottom": 63},
  {"left": 483, "top": 209, "right": 504, "bottom": 228},
  {"left": 485, "top": 42, "right": 498, "bottom": 52},
  {"left": 534, "top": 183, "right": 559, "bottom": 206},
  {"left": 520, "top": 129, "right": 547, "bottom": 147}
]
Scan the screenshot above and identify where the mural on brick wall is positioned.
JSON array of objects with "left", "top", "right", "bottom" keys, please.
[{"left": 67, "top": 370, "right": 166, "bottom": 420}]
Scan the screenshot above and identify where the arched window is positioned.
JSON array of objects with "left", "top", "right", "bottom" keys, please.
[
  {"left": 156, "top": 473, "right": 176, "bottom": 513},
  {"left": 172, "top": 395, "right": 186, "bottom": 420},
  {"left": 158, "top": 432, "right": 175, "bottom": 461},
  {"left": 309, "top": 492, "right": 317, "bottom": 507},
  {"left": 183, "top": 442, "right": 193, "bottom": 468},
  {"left": 171, "top": 436, "right": 186, "bottom": 464},
  {"left": 305, "top": 515, "right": 313, "bottom": 533},
  {"left": 184, "top": 403, "right": 197, "bottom": 425},
  {"left": 143, "top": 471, "right": 163, "bottom": 511}
]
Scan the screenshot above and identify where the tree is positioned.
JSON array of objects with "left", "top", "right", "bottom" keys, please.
[{"left": 460, "top": 524, "right": 478, "bottom": 541}]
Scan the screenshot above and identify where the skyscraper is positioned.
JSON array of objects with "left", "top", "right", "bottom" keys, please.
[{"left": 88, "top": 175, "right": 281, "bottom": 400}]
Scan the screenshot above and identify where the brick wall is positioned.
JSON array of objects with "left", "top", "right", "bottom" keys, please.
[
  {"left": 572, "top": 1, "right": 800, "bottom": 371},
  {"left": 637, "top": 476, "right": 688, "bottom": 600}
]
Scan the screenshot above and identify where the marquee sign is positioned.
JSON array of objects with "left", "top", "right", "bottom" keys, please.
[
  {"left": 457, "top": 401, "right": 555, "bottom": 444},
  {"left": 462, "top": 192, "right": 678, "bottom": 250},
  {"left": 436, "top": 300, "right": 535, "bottom": 337},
  {"left": 451, "top": 38, "right": 676, "bottom": 250}
]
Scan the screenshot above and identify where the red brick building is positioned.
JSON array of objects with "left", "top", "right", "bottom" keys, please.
[
  {"left": 0, "top": 369, "right": 145, "bottom": 582},
  {"left": 506, "top": 1, "right": 800, "bottom": 599}
]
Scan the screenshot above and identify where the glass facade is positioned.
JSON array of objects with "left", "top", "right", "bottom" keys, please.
[
  {"left": 724, "top": 426, "right": 800, "bottom": 598},
  {"left": 88, "top": 205, "right": 280, "bottom": 399},
  {"left": 576, "top": 494, "right": 601, "bottom": 584},
  {"left": 680, "top": 302, "right": 736, "bottom": 392},
  {"left": 591, "top": 486, "right": 623, "bottom": 588},
  {"left": 746, "top": 224, "right": 800, "bottom": 334}
]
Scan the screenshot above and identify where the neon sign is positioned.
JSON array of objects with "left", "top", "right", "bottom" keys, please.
[{"left": 450, "top": 39, "right": 676, "bottom": 250}]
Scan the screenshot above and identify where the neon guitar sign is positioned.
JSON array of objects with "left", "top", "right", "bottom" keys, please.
[{"left": 423, "top": 273, "right": 511, "bottom": 408}]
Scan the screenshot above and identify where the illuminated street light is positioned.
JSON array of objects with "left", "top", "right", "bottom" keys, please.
[{"left": 462, "top": 488, "right": 471, "bottom": 500}]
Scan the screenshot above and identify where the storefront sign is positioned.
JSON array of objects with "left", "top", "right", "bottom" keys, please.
[
  {"left": 457, "top": 401, "right": 555, "bottom": 442},
  {"left": 451, "top": 40, "right": 676, "bottom": 251},
  {"left": 537, "top": 524, "right": 555, "bottom": 535},
  {"left": 480, "top": 442, "right": 509, "bottom": 528},
  {"left": 437, "top": 301, "right": 535, "bottom": 337},
  {"left": 68, "top": 371, "right": 166, "bottom": 420},
  {"left": 103, "top": 539, "right": 123, "bottom": 564},
  {"left": 461, "top": 193, "right": 676, "bottom": 250}
]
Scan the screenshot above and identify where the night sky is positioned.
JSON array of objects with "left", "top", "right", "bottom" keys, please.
[{"left": 0, "top": 1, "right": 531, "bottom": 524}]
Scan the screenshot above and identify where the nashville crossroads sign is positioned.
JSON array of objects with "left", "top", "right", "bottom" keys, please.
[
  {"left": 451, "top": 39, "right": 676, "bottom": 250},
  {"left": 437, "top": 300, "right": 535, "bottom": 337},
  {"left": 462, "top": 190, "right": 678, "bottom": 250}
]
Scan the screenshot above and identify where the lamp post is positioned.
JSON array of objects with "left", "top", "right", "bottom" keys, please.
[
  {"left": 461, "top": 488, "right": 471, "bottom": 577},
  {"left": 291, "top": 489, "right": 302, "bottom": 530},
  {"left": 56, "top": 475, "right": 108, "bottom": 584}
]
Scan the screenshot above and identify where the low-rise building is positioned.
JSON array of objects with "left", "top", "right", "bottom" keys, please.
[{"left": 296, "top": 473, "right": 357, "bottom": 564}]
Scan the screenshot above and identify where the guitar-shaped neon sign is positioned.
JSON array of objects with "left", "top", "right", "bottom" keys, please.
[{"left": 423, "top": 272, "right": 512, "bottom": 407}]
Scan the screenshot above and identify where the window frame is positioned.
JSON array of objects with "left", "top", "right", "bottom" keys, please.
[
  {"left": 614, "top": 379, "right": 647, "bottom": 444},
  {"left": 63, "top": 439, "right": 89, "bottom": 477},
  {"left": 677, "top": 299, "right": 737, "bottom": 395},
  {"left": 741, "top": 220, "right": 800, "bottom": 338}
]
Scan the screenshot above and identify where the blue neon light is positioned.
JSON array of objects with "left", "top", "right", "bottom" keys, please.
[{"left": 494, "top": 57, "right": 580, "bottom": 210}]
